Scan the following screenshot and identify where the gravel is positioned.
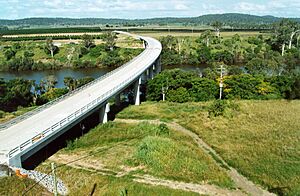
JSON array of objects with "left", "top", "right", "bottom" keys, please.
[{"left": 11, "top": 167, "right": 68, "bottom": 195}]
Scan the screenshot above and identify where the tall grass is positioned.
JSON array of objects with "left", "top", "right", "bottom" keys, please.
[{"left": 118, "top": 100, "right": 300, "bottom": 195}]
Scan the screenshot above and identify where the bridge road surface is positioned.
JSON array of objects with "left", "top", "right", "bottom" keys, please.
[{"left": 0, "top": 35, "right": 161, "bottom": 164}]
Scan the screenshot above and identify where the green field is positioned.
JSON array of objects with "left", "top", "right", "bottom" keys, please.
[{"left": 117, "top": 100, "right": 300, "bottom": 195}]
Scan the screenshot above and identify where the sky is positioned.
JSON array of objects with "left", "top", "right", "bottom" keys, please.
[{"left": 0, "top": 0, "right": 300, "bottom": 20}]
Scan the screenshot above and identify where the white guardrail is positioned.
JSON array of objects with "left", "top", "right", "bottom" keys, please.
[
  {"left": 6, "top": 35, "right": 161, "bottom": 160},
  {"left": 0, "top": 38, "right": 146, "bottom": 131}
]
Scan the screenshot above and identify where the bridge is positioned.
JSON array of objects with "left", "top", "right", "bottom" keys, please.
[{"left": 0, "top": 31, "right": 162, "bottom": 167}]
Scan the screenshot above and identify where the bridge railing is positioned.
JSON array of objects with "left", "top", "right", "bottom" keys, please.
[
  {"left": 7, "top": 51, "right": 155, "bottom": 159},
  {"left": 0, "top": 46, "right": 147, "bottom": 131}
]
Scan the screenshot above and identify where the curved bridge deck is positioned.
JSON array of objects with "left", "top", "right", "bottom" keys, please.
[{"left": 0, "top": 32, "right": 162, "bottom": 167}]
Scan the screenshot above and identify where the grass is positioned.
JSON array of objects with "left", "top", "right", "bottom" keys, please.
[
  {"left": 36, "top": 164, "right": 199, "bottom": 196},
  {"left": 0, "top": 175, "right": 50, "bottom": 196},
  {"left": 32, "top": 121, "right": 234, "bottom": 195},
  {"left": 0, "top": 106, "right": 38, "bottom": 123},
  {"left": 117, "top": 100, "right": 300, "bottom": 195}
]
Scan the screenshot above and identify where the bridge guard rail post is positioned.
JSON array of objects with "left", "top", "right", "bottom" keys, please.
[
  {"left": 99, "top": 102, "right": 110, "bottom": 124},
  {"left": 134, "top": 77, "right": 142, "bottom": 106}
]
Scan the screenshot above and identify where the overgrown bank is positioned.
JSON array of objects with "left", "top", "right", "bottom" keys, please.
[{"left": 117, "top": 100, "right": 300, "bottom": 195}]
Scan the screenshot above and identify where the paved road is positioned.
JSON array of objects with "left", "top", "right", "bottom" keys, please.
[{"left": 0, "top": 34, "right": 161, "bottom": 161}]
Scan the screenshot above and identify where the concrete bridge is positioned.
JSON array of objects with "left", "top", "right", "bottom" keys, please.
[{"left": 0, "top": 31, "right": 162, "bottom": 167}]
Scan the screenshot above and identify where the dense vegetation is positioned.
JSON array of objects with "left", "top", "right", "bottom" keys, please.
[
  {"left": 147, "top": 69, "right": 300, "bottom": 102},
  {"left": 0, "top": 75, "right": 94, "bottom": 112},
  {"left": 0, "top": 33, "right": 142, "bottom": 71},
  {"left": 160, "top": 21, "right": 300, "bottom": 68},
  {"left": 146, "top": 19, "right": 300, "bottom": 103}
]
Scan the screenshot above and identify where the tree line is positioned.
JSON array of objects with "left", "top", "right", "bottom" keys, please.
[
  {"left": 0, "top": 75, "right": 95, "bottom": 112},
  {"left": 160, "top": 19, "right": 300, "bottom": 76}
]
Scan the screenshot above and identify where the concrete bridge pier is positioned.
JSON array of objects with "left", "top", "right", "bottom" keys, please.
[
  {"left": 134, "top": 77, "right": 142, "bottom": 105},
  {"left": 148, "top": 67, "right": 154, "bottom": 80},
  {"left": 99, "top": 102, "right": 110, "bottom": 124},
  {"left": 156, "top": 57, "right": 162, "bottom": 74}
]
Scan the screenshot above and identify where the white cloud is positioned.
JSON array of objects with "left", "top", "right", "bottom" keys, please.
[
  {"left": 0, "top": 0, "right": 299, "bottom": 19},
  {"left": 234, "top": 2, "right": 266, "bottom": 12}
]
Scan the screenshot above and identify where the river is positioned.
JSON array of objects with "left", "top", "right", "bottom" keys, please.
[{"left": 0, "top": 64, "right": 207, "bottom": 88}]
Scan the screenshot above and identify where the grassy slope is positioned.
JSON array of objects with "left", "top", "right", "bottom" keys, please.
[
  {"left": 35, "top": 122, "right": 234, "bottom": 195},
  {"left": 0, "top": 106, "right": 38, "bottom": 123},
  {"left": 117, "top": 100, "right": 300, "bottom": 195},
  {"left": 0, "top": 175, "right": 50, "bottom": 196}
]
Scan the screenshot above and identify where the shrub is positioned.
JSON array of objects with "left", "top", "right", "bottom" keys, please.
[
  {"left": 208, "top": 99, "right": 227, "bottom": 117},
  {"left": 155, "top": 123, "right": 170, "bottom": 136},
  {"left": 167, "top": 87, "right": 192, "bottom": 103},
  {"left": 208, "top": 99, "right": 240, "bottom": 118}
]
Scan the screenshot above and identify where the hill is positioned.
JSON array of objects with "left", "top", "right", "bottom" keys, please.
[{"left": 0, "top": 13, "right": 299, "bottom": 28}]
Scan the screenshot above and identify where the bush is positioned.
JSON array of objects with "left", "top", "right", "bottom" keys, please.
[
  {"left": 155, "top": 123, "right": 170, "bottom": 136},
  {"left": 208, "top": 99, "right": 240, "bottom": 117},
  {"left": 167, "top": 87, "right": 192, "bottom": 103},
  {"left": 208, "top": 99, "right": 227, "bottom": 117}
]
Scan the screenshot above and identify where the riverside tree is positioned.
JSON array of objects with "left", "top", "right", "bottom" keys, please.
[
  {"left": 102, "top": 32, "right": 117, "bottom": 51},
  {"left": 45, "top": 38, "right": 59, "bottom": 58},
  {"left": 81, "top": 34, "right": 95, "bottom": 50}
]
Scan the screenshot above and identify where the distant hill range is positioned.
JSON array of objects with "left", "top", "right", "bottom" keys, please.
[{"left": 0, "top": 13, "right": 299, "bottom": 27}]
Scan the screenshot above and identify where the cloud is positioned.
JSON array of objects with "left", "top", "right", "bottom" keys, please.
[
  {"left": 234, "top": 2, "right": 266, "bottom": 12},
  {"left": 0, "top": 0, "right": 299, "bottom": 19}
]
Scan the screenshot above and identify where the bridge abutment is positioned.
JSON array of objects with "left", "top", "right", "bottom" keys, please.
[{"left": 8, "top": 156, "right": 22, "bottom": 168}]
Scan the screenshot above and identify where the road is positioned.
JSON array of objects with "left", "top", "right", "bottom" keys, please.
[{"left": 0, "top": 33, "right": 161, "bottom": 163}]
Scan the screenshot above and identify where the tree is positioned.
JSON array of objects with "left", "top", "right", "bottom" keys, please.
[
  {"left": 42, "top": 75, "right": 57, "bottom": 91},
  {"left": 64, "top": 76, "right": 77, "bottom": 91},
  {"left": 101, "top": 32, "right": 117, "bottom": 51},
  {"left": 211, "top": 21, "right": 223, "bottom": 37},
  {"left": 199, "top": 30, "right": 213, "bottom": 47},
  {"left": 81, "top": 34, "right": 95, "bottom": 50},
  {"left": 160, "top": 35, "right": 178, "bottom": 50},
  {"left": 273, "top": 19, "right": 299, "bottom": 56},
  {"left": 45, "top": 38, "right": 58, "bottom": 58},
  {"left": 0, "top": 78, "right": 33, "bottom": 112}
]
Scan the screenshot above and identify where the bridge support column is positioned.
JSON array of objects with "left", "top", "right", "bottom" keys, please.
[
  {"left": 134, "top": 77, "right": 142, "bottom": 105},
  {"left": 115, "top": 94, "right": 121, "bottom": 106},
  {"left": 99, "top": 102, "right": 110, "bottom": 124},
  {"left": 156, "top": 57, "right": 162, "bottom": 74},
  {"left": 8, "top": 156, "right": 22, "bottom": 168},
  {"left": 148, "top": 67, "right": 154, "bottom": 80}
]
